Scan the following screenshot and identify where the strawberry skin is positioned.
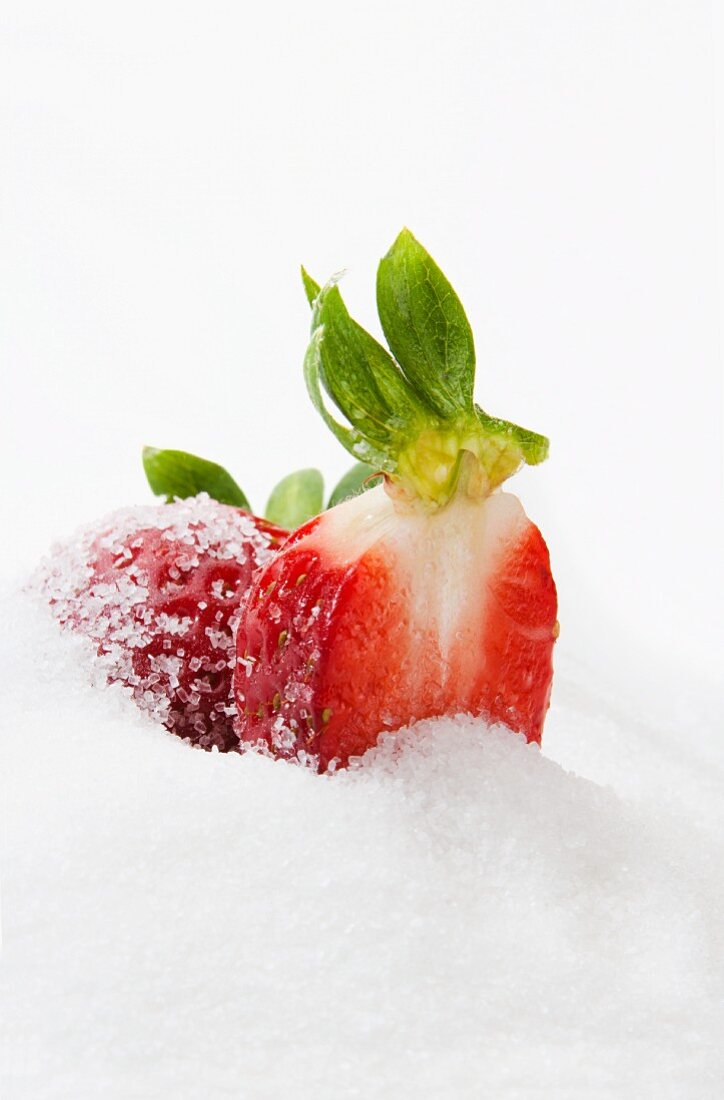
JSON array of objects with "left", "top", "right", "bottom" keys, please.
[
  {"left": 235, "top": 485, "right": 557, "bottom": 771},
  {"left": 39, "top": 495, "right": 287, "bottom": 750}
]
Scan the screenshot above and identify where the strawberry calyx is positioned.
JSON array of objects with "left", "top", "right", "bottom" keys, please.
[{"left": 302, "top": 229, "right": 548, "bottom": 511}]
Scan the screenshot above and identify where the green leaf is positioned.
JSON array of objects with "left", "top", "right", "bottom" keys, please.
[
  {"left": 327, "top": 462, "right": 383, "bottom": 509},
  {"left": 313, "top": 283, "right": 428, "bottom": 448},
  {"left": 304, "top": 273, "right": 426, "bottom": 434},
  {"left": 376, "top": 228, "right": 476, "bottom": 417},
  {"left": 142, "top": 447, "right": 250, "bottom": 509},
  {"left": 315, "top": 286, "right": 395, "bottom": 443},
  {"left": 475, "top": 406, "right": 550, "bottom": 465},
  {"left": 301, "top": 267, "right": 321, "bottom": 307},
  {"left": 264, "top": 468, "right": 325, "bottom": 529},
  {"left": 303, "top": 331, "right": 395, "bottom": 472}
]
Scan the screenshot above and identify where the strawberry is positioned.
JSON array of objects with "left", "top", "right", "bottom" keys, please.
[
  {"left": 235, "top": 230, "right": 557, "bottom": 771},
  {"left": 39, "top": 495, "right": 287, "bottom": 750}
]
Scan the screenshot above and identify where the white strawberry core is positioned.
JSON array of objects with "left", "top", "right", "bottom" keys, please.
[{"left": 310, "top": 483, "right": 529, "bottom": 672}]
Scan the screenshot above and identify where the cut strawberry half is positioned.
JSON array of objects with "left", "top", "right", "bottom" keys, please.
[
  {"left": 39, "top": 496, "right": 287, "bottom": 750},
  {"left": 235, "top": 230, "right": 557, "bottom": 770},
  {"left": 236, "top": 484, "right": 556, "bottom": 770}
]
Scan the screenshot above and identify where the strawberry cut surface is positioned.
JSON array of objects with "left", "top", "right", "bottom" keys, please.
[
  {"left": 235, "top": 485, "right": 557, "bottom": 771},
  {"left": 38, "top": 495, "right": 286, "bottom": 750}
]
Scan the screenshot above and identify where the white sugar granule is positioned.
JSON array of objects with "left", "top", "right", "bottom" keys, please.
[{"left": 0, "top": 588, "right": 722, "bottom": 1100}]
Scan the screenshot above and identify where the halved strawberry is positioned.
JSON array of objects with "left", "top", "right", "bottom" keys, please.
[
  {"left": 38, "top": 495, "right": 287, "bottom": 750},
  {"left": 236, "top": 484, "right": 556, "bottom": 770},
  {"left": 235, "top": 230, "right": 557, "bottom": 770}
]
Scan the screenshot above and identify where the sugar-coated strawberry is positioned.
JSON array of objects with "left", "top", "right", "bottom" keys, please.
[
  {"left": 38, "top": 495, "right": 287, "bottom": 750},
  {"left": 235, "top": 230, "right": 557, "bottom": 771}
]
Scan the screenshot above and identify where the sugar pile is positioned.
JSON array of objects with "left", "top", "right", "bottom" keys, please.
[{"left": 1, "top": 590, "right": 722, "bottom": 1099}]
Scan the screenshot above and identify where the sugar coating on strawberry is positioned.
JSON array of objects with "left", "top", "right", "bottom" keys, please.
[
  {"left": 37, "top": 495, "right": 286, "bottom": 750},
  {"left": 235, "top": 486, "right": 557, "bottom": 771}
]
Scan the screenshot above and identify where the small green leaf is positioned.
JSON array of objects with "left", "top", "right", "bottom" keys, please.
[
  {"left": 376, "top": 228, "right": 476, "bottom": 417},
  {"left": 314, "top": 283, "right": 420, "bottom": 447},
  {"left": 265, "top": 468, "right": 325, "bottom": 530},
  {"left": 315, "top": 286, "right": 394, "bottom": 442},
  {"left": 303, "top": 273, "right": 426, "bottom": 438},
  {"left": 301, "top": 267, "right": 321, "bottom": 307},
  {"left": 142, "top": 447, "right": 250, "bottom": 509},
  {"left": 303, "top": 325, "right": 397, "bottom": 473},
  {"left": 475, "top": 406, "right": 550, "bottom": 465},
  {"left": 327, "top": 462, "right": 383, "bottom": 509}
]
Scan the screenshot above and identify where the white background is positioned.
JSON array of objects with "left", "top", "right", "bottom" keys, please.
[{"left": 2, "top": 1, "right": 722, "bottom": 688}]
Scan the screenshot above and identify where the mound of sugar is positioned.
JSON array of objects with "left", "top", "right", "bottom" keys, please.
[{"left": 0, "top": 590, "right": 722, "bottom": 1099}]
